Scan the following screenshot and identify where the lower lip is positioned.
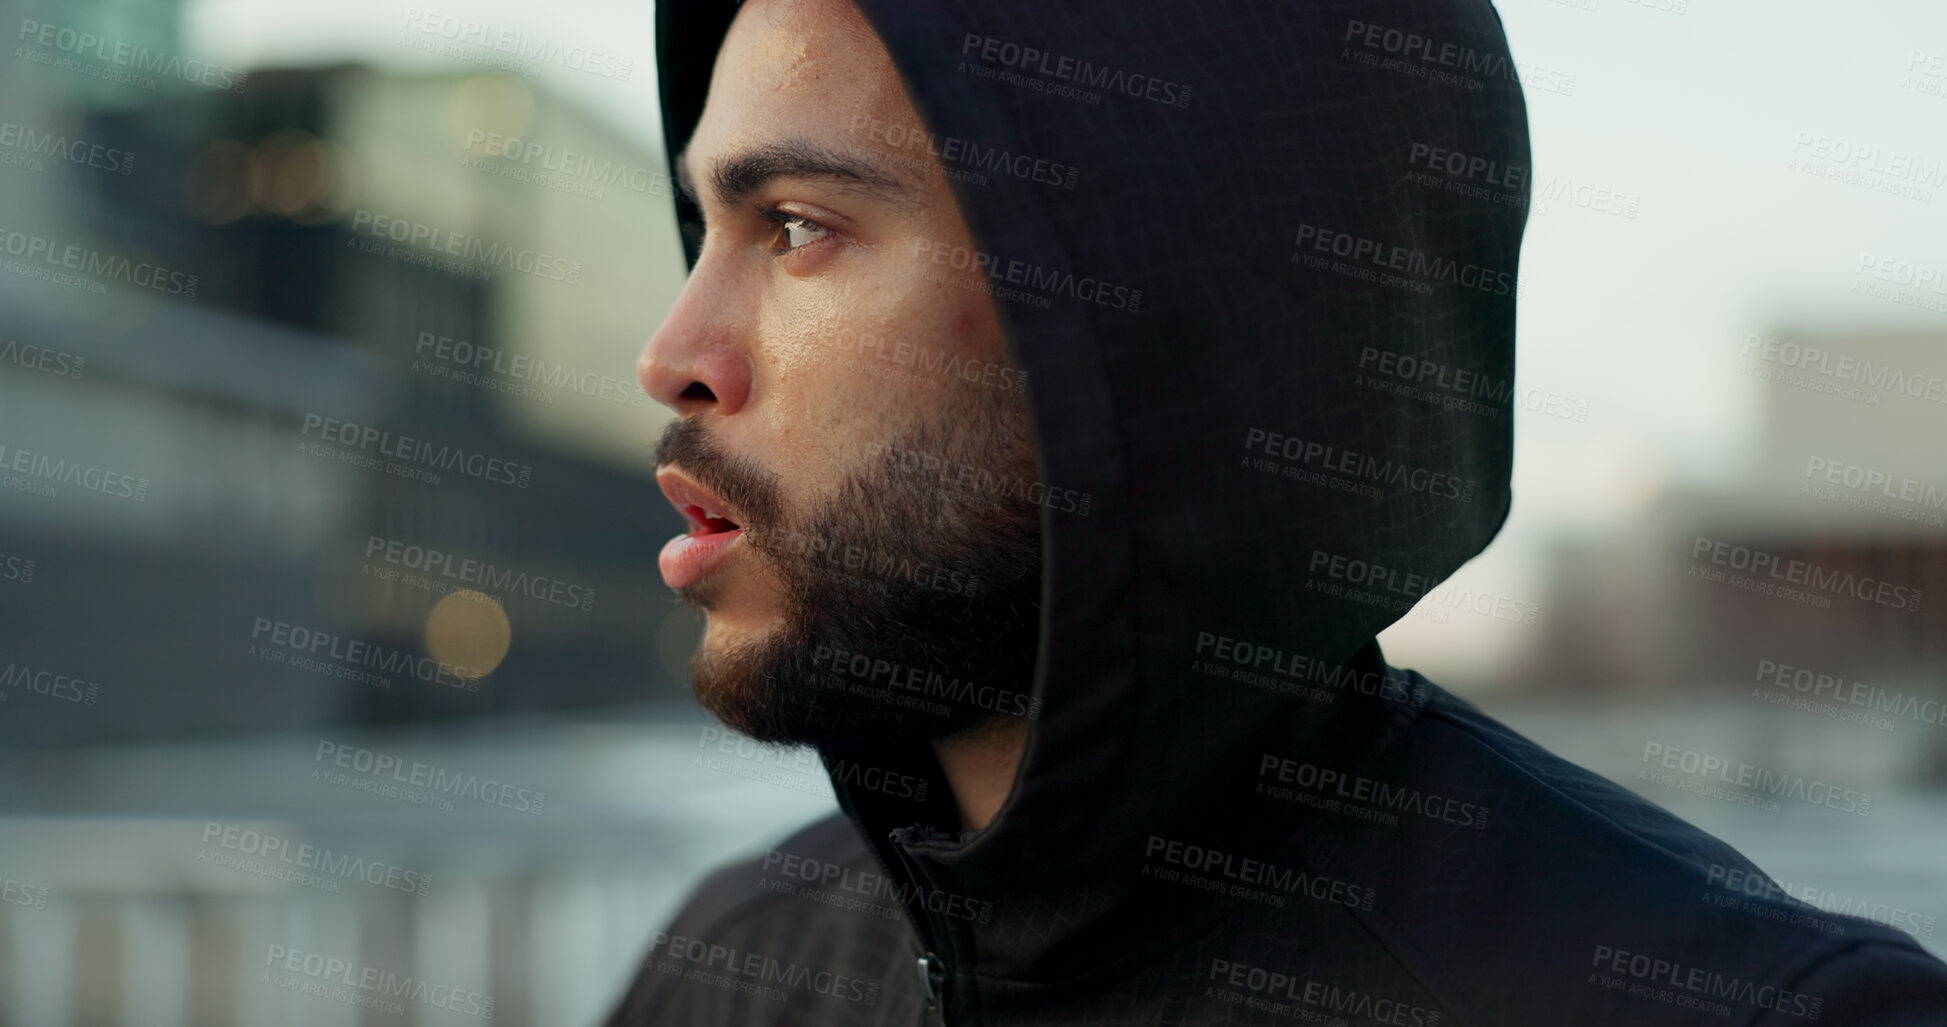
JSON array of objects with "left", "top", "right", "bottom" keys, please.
[{"left": 660, "top": 528, "right": 744, "bottom": 589}]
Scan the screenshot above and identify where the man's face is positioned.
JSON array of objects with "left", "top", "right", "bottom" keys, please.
[{"left": 639, "top": 0, "right": 1044, "bottom": 756}]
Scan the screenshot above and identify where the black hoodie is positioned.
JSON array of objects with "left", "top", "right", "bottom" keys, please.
[{"left": 604, "top": 0, "right": 1947, "bottom": 1023}]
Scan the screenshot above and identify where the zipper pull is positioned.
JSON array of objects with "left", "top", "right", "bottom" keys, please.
[{"left": 916, "top": 951, "right": 948, "bottom": 1006}]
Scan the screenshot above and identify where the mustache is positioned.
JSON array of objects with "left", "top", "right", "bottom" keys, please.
[{"left": 653, "top": 418, "right": 785, "bottom": 534}]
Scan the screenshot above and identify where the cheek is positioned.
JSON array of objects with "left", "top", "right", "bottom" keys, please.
[
  {"left": 763, "top": 307, "right": 910, "bottom": 440},
  {"left": 759, "top": 258, "right": 990, "bottom": 432},
  {"left": 945, "top": 296, "right": 1009, "bottom": 364}
]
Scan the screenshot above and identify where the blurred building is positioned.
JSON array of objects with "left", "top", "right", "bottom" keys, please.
[
  {"left": 1, "top": 52, "right": 693, "bottom": 745},
  {"left": 1522, "top": 329, "right": 1947, "bottom": 775}
]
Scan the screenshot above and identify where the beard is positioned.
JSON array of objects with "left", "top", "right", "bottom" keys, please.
[{"left": 653, "top": 384, "right": 1044, "bottom": 759}]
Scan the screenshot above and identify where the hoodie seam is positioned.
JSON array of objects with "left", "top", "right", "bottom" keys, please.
[
  {"left": 1276, "top": 681, "right": 1490, "bottom": 1027},
  {"left": 1419, "top": 701, "right": 1844, "bottom": 903}
]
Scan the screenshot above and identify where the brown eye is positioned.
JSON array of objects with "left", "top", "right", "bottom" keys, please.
[
  {"left": 779, "top": 214, "right": 830, "bottom": 250},
  {"left": 759, "top": 207, "right": 834, "bottom": 254}
]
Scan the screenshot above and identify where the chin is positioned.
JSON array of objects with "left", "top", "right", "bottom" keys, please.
[{"left": 679, "top": 565, "right": 783, "bottom": 621}]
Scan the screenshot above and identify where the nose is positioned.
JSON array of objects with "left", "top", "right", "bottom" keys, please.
[{"left": 637, "top": 259, "right": 754, "bottom": 418}]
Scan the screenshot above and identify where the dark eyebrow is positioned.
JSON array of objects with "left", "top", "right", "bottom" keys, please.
[{"left": 673, "top": 140, "right": 918, "bottom": 210}]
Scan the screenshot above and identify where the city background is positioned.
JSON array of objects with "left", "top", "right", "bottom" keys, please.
[{"left": 1, "top": 0, "right": 1944, "bottom": 1023}]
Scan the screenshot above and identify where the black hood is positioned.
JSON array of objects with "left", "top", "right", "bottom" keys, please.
[{"left": 655, "top": 0, "right": 1528, "bottom": 987}]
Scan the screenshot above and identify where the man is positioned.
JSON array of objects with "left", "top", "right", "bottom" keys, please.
[{"left": 607, "top": 0, "right": 1947, "bottom": 1022}]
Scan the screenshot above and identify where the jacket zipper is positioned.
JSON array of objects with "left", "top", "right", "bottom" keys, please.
[
  {"left": 831, "top": 780, "right": 952, "bottom": 1025},
  {"left": 915, "top": 951, "right": 948, "bottom": 1026}
]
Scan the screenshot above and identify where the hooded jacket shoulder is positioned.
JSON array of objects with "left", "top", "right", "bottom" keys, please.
[
  {"left": 1302, "top": 677, "right": 1944, "bottom": 1025},
  {"left": 601, "top": 812, "right": 931, "bottom": 1025}
]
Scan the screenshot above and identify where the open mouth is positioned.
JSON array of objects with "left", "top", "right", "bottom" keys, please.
[
  {"left": 656, "top": 467, "right": 751, "bottom": 590},
  {"left": 681, "top": 504, "right": 742, "bottom": 537}
]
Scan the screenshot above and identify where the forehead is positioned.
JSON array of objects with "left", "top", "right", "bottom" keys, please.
[{"left": 692, "top": 0, "right": 914, "bottom": 156}]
